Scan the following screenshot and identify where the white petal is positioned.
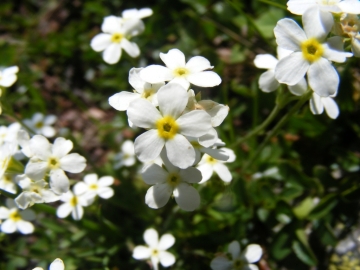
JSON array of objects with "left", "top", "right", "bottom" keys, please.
[
  {"left": 128, "top": 67, "right": 145, "bottom": 92},
  {"left": 197, "top": 163, "right": 214, "bottom": 183},
  {"left": 274, "top": 19, "right": 306, "bottom": 51},
  {"left": 228, "top": 240, "right": 241, "bottom": 259},
  {"left": 41, "top": 126, "right": 56, "bottom": 138},
  {"left": 141, "top": 164, "right": 168, "bottom": 185},
  {"left": 144, "top": 228, "right": 159, "bottom": 248},
  {"left": 98, "top": 176, "right": 114, "bottom": 187},
  {"left": 214, "top": 163, "right": 232, "bottom": 182},
  {"left": 308, "top": 58, "right": 338, "bottom": 97},
  {"left": 49, "top": 258, "right": 65, "bottom": 270},
  {"left": 145, "top": 184, "right": 172, "bottom": 209},
  {"left": 29, "top": 135, "right": 51, "bottom": 160},
  {"left": 207, "top": 104, "right": 229, "bottom": 127},
  {"left": 0, "top": 74, "right": 17, "bottom": 87},
  {"left": 57, "top": 203, "right": 73, "bottom": 218},
  {"left": 134, "top": 130, "right": 165, "bottom": 162},
  {"left": 186, "top": 56, "right": 213, "bottom": 72},
  {"left": 322, "top": 97, "right": 339, "bottom": 119},
  {"left": 98, "top": 187, "right": 114, "bottom": 199},
  {"left": 258, "top": 70, "right": 279, "bottom": 93},
  {"left": 160, "top": 49, "right": 186, "bottom": 69},
  {"left": 3, "top": 66, "right": 19, "bottom": 76},
  {"left": 323, "top": 42, "right": 352, "bottom": 63},
  {"left": 168, "top": 77, "right": 190, "bottom": 90},
  {"left": 20, "top": 209, "right": 36, "bottom": 221},
  {"left": 101, "top": 15, "right": 122, "bottom": 33},
  {"left": 352, "top": 38, "right": 360, "bottom": 57},
  {"left": 73, "top": 181, "right": 89, "bottom": 195},
  {"left": 1, "top": 219, "right": 17, "bottom": 233},
  {"left": 159, "top": 251, "right": 176, "bottom": 267},
  {"left": 286, "top": 0, "right": 317, "bottom": 15},
  {"left": 253, "top": 54, "right": 278, "bottom": 69},
  {"left": 179, "top": 167, "right": 202, "bottom": 183},
  {"left": 44, "top": 115, "right": 57, "bottom": 125},
  {"left": 60, "top": 153, "right": 86, "bottom": 173},
  {"left": 158, "top": 234, "right": 175, "bottom": 250},
  {"left": 288, "top": 77, "right": 308, "bottom": 96},
  {"left": 109, "top": 92, "right": 139, "bottom": 111},
  {"left": 338, "top": 0, "right": 360, "bottom": 14},
  {"left": 137, "top": 8, "right": 153, "bottom": 18},
  {"left": 83, "top": 173, "right": 98, "bottom": 185},
  {"left": 275, "top": 52, "right": 309, "bottom": 85},
  {"left": 0, "top": 206, "right": 9, "bottom": 219},
  {"left": 277, "top": 47, "right": 293, "bottom": 59},
  {"left": 140, "top": 65, "right": 174, "bottom": 84},
  {"left": 25, "top": 160, "right": 48, "bottom": 180},
  {"left": 302, "top": 7, "right": 333, "bottom": 40},
  {"left": 103, "top": 43, "right": 122, "bottom": 64},
  {"left": 158, "top": 83, "right": 188, "bottom": 119},
  {"left": 52, "top": 137, "right": 73, "bottom": 158},
  {"left": 210, "top": 256, "right": 232, "bottom": 270},
  {"left": 243, "top": 244, "right": 263, "bottom": 263},
  {"left": 71, "top": 205, "right": 84, "bottom": 220},
  {"left": 121, "top": 39, "right": 140, "bottom": 58},
  {"left": 173, "top": 183, "right": 200, "bottom": 211},
  {"left": 133, "top": 245, "right": 151, "bottom": 259},
  {"left": 202, "top": 148, "right": 229, "bottom": 161},
  {"left": 127, "top": 98, "right": 161, "bottom": 128},
  {"left": 90, "top": 33, "right": 112, "bottom": 52},
  {"left": 187, "top": 71, "right": 222, "bottom": 87},
  {"left": 309, "top": 93, "right": 324, "bottom": 115},
  {"left": 49, "top": 169, "right": 70, "bottom": 194},
  {"left": 17, "top": 220, "right": 34, "bottom": 234},
  {"left": 247, "top": 264, "right": 259, "bottom": 270},
  {"left": 165, "top": 135, "right": 195, "bottom": 169},
  {"left": 177, "top": 110, "right": 212, "bottom": 137}
]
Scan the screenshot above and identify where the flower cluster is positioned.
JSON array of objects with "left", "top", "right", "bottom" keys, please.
[{"left": 109, "top": 48, "right": 233, "bottom": 211}]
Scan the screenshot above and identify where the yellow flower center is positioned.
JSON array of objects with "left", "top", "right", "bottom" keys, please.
[
  {"left": 111, "top": 33, "right": 123, "bottom": 43},
  {"left": 301, "top": 38, "right": 324, "bottom": 62},
  {"left": 9, "top": 210, "right": 21, "bottom": 222},
  {"left": 48, "top": 157, "right": 60, "bottom": 170},
  {"left": 89, "top": 183, "right": 98, "bottom": 190},
  {"left": 173, "top": 67, "right": 189, "bottom": 77},
  {"left": 3, "top": 174, "right": 12, "bottom": 183},
  {"left": 166, "top": 172, "right": 181, "bottom": 187},
  {"left": 141, "top": 88, "right": 155, "bottom": 101},
  {"left": 206, "top": 155, "right": 218, "bottom": 165},
  {"left": 70, "top": 196, "right": 78, "bottom": 207},
  {"left": 156, "top": 115, "right": 179, "bottom": 140},
  {"left": 151, "top": 248, "right": 159, "bottom": 256},
  {"left": 233, "top": 259, "right": 245, "bottom": 269},
  {"left": 35, "top": 121, "right": 44, "bottom": 129}
]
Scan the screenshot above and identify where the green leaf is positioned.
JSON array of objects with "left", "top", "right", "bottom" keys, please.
[
  {"left": 292, "top": 240, "right": 317, "bottom": 266},
  {"left": 293, "top": 197, "right": 316, "bottom": 219},
  {"left": 308, "top": 194, "right": 338, "bottom": 220}
]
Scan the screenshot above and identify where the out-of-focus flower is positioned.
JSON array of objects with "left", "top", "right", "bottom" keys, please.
[
  {"left": 127, "top": 83, "right": 212, "bottom": 169},
  {"left": 141, "top": 150, "right": 201, "bottom": 211},
  {"left": 133, "top": 228, "right": 176, "bottom": 270},
  {"left": 113, "top": 140, "right": 136, "bottom": 169},
  {"left": 140, "top": 48, "right": 222, "bottom": 90},
  {"left": 90, "top": 16, "right": 143, "bottom": 64},
  {"left": 0, "top": 66, "right": 19, "bottom": 114},
  {"left": 25, "top": 135, "right": 86, "bottom": 194},
  {"left": 338, "top": 13, "right": 360, "bottom": 57},
  {"left": 0, "top": 123, "right": 21, "bottom": 146},
  {"left": 24, "top": 113, "right": 57, "bottom": 138},
  {"left": 287, "top": 0, "right": 360, "bottom": 15},
  {"left": 197, "top": 148, "right": 235, "bottom": 183},
  {"left": 74, "top": 173, "right": 114, "bottom": 200},
  {"left": 56, "top": 189, "right": 94, "bottom": 221},
  {"left": 0, "top": 173, "right": 17, "bottom": 194},
  {"left": 210, "top": 241, "right": 263, "bottom": 270},
  {"left": 15, "top": 174, "right": 60, "bottom": 209},
  {"left": 0, "top": 199, "right": 35, "bottom": 234},
  {"left": 33, "top": 258, "right": 65, "bottom": 270}
]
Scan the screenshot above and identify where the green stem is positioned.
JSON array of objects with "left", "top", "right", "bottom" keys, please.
[
  {"left": 259, "top": 0, "right": 287, "bottom": 10},
  {"left": 241, "top": 91, "right": 312, "bottom": 174}
]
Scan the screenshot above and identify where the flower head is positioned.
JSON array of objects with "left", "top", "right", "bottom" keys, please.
[
  {"left": 113, "top": 140, "right": 136, "bottom": 169},
  {"left": 33, "top": 258, "right": 65, "bottom": 270},
  {"left": 24, "top": 113, "right": 57, "bottom": 138},
  {"left": 287, "top": 0, "right": 360, "bottom": 15},
  {"left": 74, "top": 173, "right": 114, "bottom": 200},
  {"left": 133, "top": 228, "right": 176, "bottom": 270}
]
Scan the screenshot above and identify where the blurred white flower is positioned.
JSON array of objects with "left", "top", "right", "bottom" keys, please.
[
  {"left": 140, "top": 48, "right": 222, "bottom": 90},
  {"left": 287, "top": 0, "right": 360, "bottom": 15},
  {"left": 210, "top": 241, "right": 263, "bottom": 270},
  {"left": 15, "top": 174, "right": 60, "bottom": 209},
  {"left": 0, "top": 173, "right": 17, "bottom": 194},
  {"left": 0, "top": 66, "right": 19, "bottom": 88},
  {"left": 25, "top": 135, "right": 86, "bottom": 194},
  {"left": 127, "top": 83, "right": 212, "bottom": 169},
  {"left": 24, "top": 113, "right": 57, "bottom": 138},
  {"left": 0, "top": 122, "right": 21, "bottom": 146},
  {"left": 56, "top": 189, "right": 94, "bottom": 221},
  {"left": 121, "top": 8, "right": 153, "bottom": 22},
  {"left": 33, "top": 258, "right": 65, "bottom": 270},
  {"left": 74, "top": 173, "right": 114, "bottom": 200},
  {"left": 197, "top": 148, "right": 235, "bottom": 183},
  {"left": 113, "top": 140, "right": 136, "bottom": 169},
  {"left": 0, "top": 199, "right": 35, "bottom": 234},
  {"left": 133, "top": 228, "right": 176, "bottom": 270},
  {"left": 90, "top": 16, "right": 143, "bottom": 64},
  {"left": 141, "top": 150, "right": 201, "bottom": 211}
]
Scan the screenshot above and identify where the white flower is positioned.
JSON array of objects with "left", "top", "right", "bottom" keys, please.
[
  {"left": 287, "top": 0, "right": 360, "bottom": 15},
  {"left": 25, "top": 135, "right": 86, "bottom": 194},
  {"left": 141, "top": 150, "right": 202, "bottom": 211},
  {"left": 274, "top": 7, "right": 352, "bottom": 97},
  {"left": 74, "top": 173, "right": 114, "bottom": 200},
  {"left": 0, "top": 66, "right": 19, "bottom": 88},
  {"left": 0, "top": 122, "right": 21, "bottom": 146},
  {"left": 15, "top": 174, "right": 60, "bottom": 209},
  {"left": 56, "top": 189, "right": 94, "bottom": 220},
  {"left": 197, "top": 148, "right": 236, "bottom": 183},
  {"left": 121, "top": 8, "right": 153, "bottom": 22},
  {"left": 127, "top": 83, "right": 212, "bottom": 169},
  {"left": 0, "top": 173, "right": 17, "bottom": 194},
  {"left": 109, "top": 67, "right": 164, "bottom": 112},
  {"left": 140, "top": 48, "right": 222, "bottom": 90},
  {"left": 211, "top": 241, "right": 262, "bottom": 270},
  {"left": 0, "top": 199, "right": 35, "bottom": 234},
  {"left": 337, "top": 13, "right": 360, "bottom": 57},
  {"left": 24, "top": 113, "right": 57, "bottom": 138},
  {"left": 133, "top": 228, "right": 176, "bottom": 270},
  {"left": 90, "top": 16, "right": 143, "bottom": 64},
  {"left": 113, "top": 140, "right": 136, "bottom": 169},
  {"left": 33, "top": 258, "right": 65, "bottom": 270}
]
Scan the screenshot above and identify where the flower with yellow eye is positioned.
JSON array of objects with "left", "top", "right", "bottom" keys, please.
[
  {"left": 33, "top": 258, "right": 65, "bottom": 270},
  {"left": 73, "top": 173, "right": 114, "bottom": 200},
  {"left": 139, "top": 48, "right": 222, "bottom": 90},
  {"left": 90, "top": 16, "right": 144, "bottom": 64},
  {"left": 0, "top": 199, "right": 35, "bottom": 234},
  {"left": 133, "top": 228, "right": 175, "bottom": 270},
  {"left": 127, "top": 83, "right": 212, "bottom": 169},
  {"left": 274, "top": 7, "right": 352, "bottom": 97},
  {"left": 24, "top": 113, "right": 57, "bottom": 138}
]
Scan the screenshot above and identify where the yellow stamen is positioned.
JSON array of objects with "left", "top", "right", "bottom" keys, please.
[
  {"left": 48, "top": 157, "right": 60, "bottom": 169},
  {"left": 156, "top": 116, "right": 179, "bottom": 140},
  {"left": 166, "top": 172, "right": 181, "bottom": 187},
  {"left": 111, "top": 33, "right": 123, "bottom": 43},
  {"left": 70, "top": 196, "right": 78, "bottom": 207},
  {"left": 301, "top": 38, "right": 324, "bottom": 62},
  {"left": 173, "top": 67, "right": 189, "bottom": 77},
  {"left": 206, "top": 155, "right": 217, "bottom": 165},
  {"left": 89, "top": 184, "right": 98, "bottom": 190},
  {"left": 9, "top": 210, "right": 21, "bottom": 222}
]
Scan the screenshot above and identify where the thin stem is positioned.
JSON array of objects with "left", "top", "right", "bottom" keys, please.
[{"left": 259, "top": 0, "right": 287, "bottom": 10}]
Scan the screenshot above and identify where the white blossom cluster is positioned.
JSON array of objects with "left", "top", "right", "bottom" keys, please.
[
  {"left": 254, "top": 1, "right": 360, "bottom": 119},
  {"left": 109, "top": 47, "right": 236, "bottom": 212}
]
